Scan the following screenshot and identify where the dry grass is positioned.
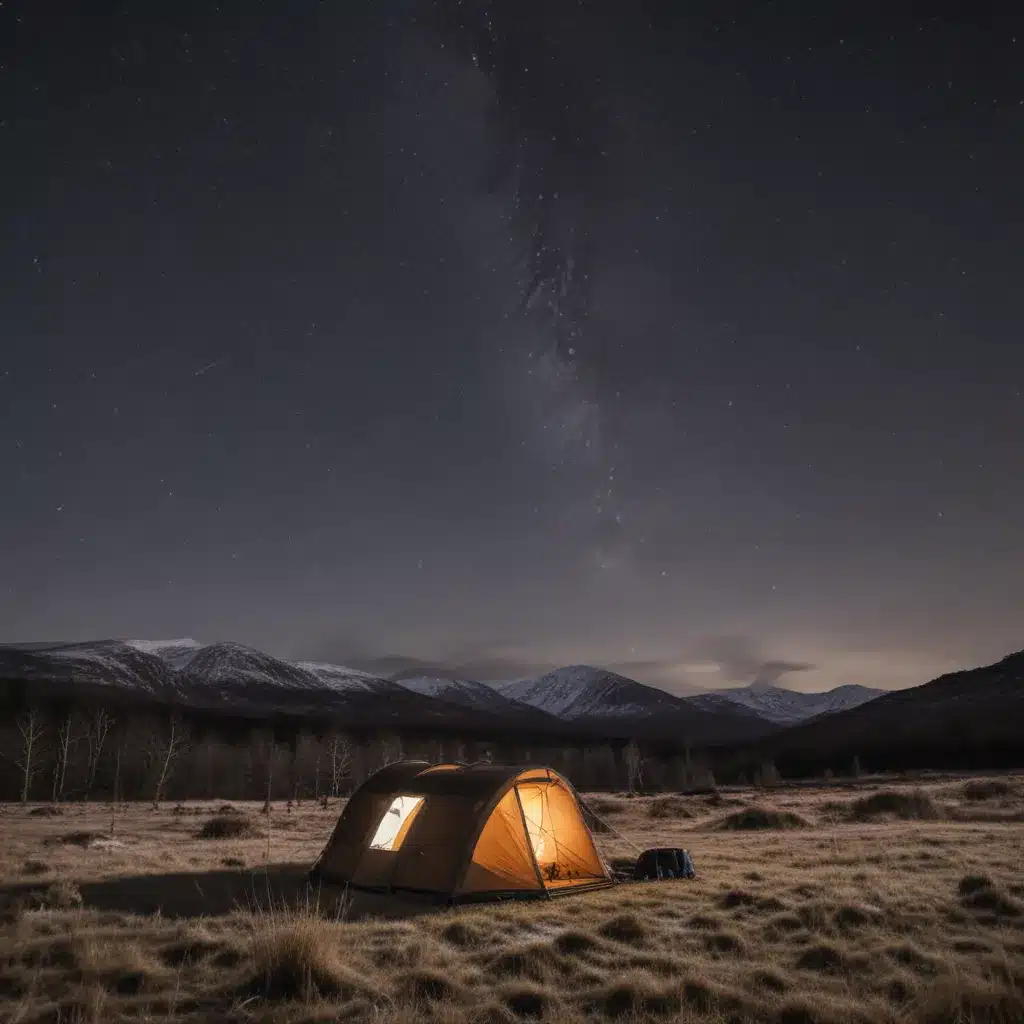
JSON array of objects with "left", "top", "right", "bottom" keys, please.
[{"left": 1, "top": 776, "right": 1023, "bottom": 1023}]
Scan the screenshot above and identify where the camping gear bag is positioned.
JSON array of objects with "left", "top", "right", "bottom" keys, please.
[{"left": 632, "top": 847, "right": 696, "bottom": 881}]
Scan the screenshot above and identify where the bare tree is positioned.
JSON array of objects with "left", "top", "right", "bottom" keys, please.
[
  {"left": 16, "top": 706, "right": 45, "bottom": 803},
  {"left": 110, "top": 736, "right": 124, "bottom": 836},
  {"left": 624, "top": 740, "right": 643, "bottom": 796},
  {"left": 84, "top": 708, "right": 114, "bottom": 800},
  {"left": 151, "top": 714, "right": 186, "bottom": 808},
  {"left": 51, "top": 709, "right": 76, "bottom": 803},
  {"left": 328, "top": 733, "right": 353, "bottom": 798}
]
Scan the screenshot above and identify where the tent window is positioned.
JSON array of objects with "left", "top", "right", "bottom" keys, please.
[{"left": 369, "top": 795, "right": 424, "bottom": 851}]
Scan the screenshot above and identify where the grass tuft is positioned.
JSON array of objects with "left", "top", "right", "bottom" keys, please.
[
  {"left": 440, "top": 918, "right": 487, "bottom": 947},
  {"left": 552, "top": 929, "right": 600, "bottom": 955},
  {"left": 32, "top": 879, "right": 83, "bottom": 911},
  {"left": 847, "top": 788, "right": 940, "bottom": 820},
  {"left": 598, "top": 913, "right": 647, "bottom": 944},
  {"left": 196, "top": 813, "right": 257, "bottom": 839},
  {"left": 710, "top": 805, "right": 812, "bottom": 830},
  {"left": 400, "top": 967, "right": 460, "bottom": 1003},
  {"left": 795, "top": 944, "right": 845, "bottom": 973},
  {"left": 959, "top": 873, "right": 995, "bottom": 895},
  {"left": 961, "top": 779, "right": 1016, "bottom": 801},
  {"left": 244, "top": 910, "right": 376, "bottom": 1003},
  {"left": 501, "top": 982, "right": 550, "bottom": 1018},
  {"left": 647, "top": 795, "right": 695, "bottom": 819}
]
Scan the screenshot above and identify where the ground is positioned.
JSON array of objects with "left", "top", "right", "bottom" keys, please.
[{"left": 1, "top": 775, "right": 1023, "bottom": 1023}]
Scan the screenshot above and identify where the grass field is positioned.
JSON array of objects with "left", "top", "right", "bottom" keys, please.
[{"left": 2, "top": 775, "right": 1023, "bottom": 1022}]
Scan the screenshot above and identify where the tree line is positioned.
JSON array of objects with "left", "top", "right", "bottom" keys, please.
[{"left": 0, "top": 699, "right": 727, "bottom": 804}]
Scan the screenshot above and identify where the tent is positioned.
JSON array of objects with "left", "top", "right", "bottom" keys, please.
[{"left": 311, "top": 760, "right": 614, "bottom": 901}]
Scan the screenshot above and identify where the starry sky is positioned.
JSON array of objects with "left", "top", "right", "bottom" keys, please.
[{"left": 2, "top": 2, "right": 1022, "bottom": 694}]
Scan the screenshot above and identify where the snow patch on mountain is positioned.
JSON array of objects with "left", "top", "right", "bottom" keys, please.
[
  {"left": 297, "top": 661, "right": 395, "bottom": 694},
  {"left": 125, "top": 638, "right": 203, "bottom": 668}
]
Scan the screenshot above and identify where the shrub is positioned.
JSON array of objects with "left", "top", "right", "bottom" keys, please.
[
  {"left": 648, "top": 795, "right": 694, "bottom": 819},
  {"left": 709, "top": 806, "right": 811, "bottom": 830},
  {"left": 847, "top": 788, "right": 939, "bottom": 821},
  {"left": 962, "top": 779, "right": 1015, "bottom": 801},
  {"left": 244, "top": 912, "right": 373, "bottom": 1002},
  {"left": 197, "top": 814, "right": 257, "bottom": 840},
  {"left": 33, "top": 880, "right": 83, "bottom": 911}
]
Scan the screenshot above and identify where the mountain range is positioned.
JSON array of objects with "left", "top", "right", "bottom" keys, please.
[
  {"left": 1, "top": 638, "right": 1020, "bottom": 768},
  {"left": 0, "top": 638, "right": 862, "bottom": 742},
  {"left": 687, "top": 683, "right": 884, "bottom": 725}
]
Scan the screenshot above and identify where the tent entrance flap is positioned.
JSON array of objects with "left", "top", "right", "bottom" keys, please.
[{"left": 516, "top": 781, "right": 608, "bottom": 887}]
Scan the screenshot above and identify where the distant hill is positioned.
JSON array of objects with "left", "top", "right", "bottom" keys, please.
[
  {"left": 722, "top": 650, "right": 1024, "bottom": 774},
  {"left": 687, "top": 682, "right": 884, "bottom": 725}
]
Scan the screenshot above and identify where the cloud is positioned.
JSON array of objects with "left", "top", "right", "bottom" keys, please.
[
  {"left": 349, "top": 653, "right": 554, "bottom": 682},
  {"left": 689, "top": 635, "right": 815, "bottom": 690}
]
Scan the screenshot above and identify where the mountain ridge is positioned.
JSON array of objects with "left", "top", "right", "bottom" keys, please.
[
  {"left": 722, "top": 649, "right": 1024, "bottom": 773},
  {"left": 693, "top": 682, "right": 885, "bottom": 725},
  {"left": 0, "top": 642, "right": 774, "bottom": 743},
  {"left": 497, "top": 664, "right": 775, "bottom": 742}
]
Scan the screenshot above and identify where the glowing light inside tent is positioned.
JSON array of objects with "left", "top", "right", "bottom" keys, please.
[
  {"left": 369, "top": 795, "right": 424, "bottom": 851},
  {"left": 517, "top": 785, "right": 548, "bottom": 861}
]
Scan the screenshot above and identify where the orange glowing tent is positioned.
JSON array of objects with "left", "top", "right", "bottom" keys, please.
[{"left": 311, "top": 760, "right": 613, "bottom": 902}]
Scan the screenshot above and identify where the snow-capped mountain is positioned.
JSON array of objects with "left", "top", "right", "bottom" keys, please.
[
  {"left": 497, "top": 665, "right": 773, "bottom": 742},
  {"left": 397, "top": 676, "right": 559, "bottom": 722},
  {"left": 0, "top": 640, "right": 179, "bottom": 698},
  {"left": 695, "top": 683, "right": 884, "bottom": 725},
  {"left": 499, "top": 665, "right": 685, "bottom": 719},
  {"left": 0, "top": 640, "right": 770, "bottom": 741}
]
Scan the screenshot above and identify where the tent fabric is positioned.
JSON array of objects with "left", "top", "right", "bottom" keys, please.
[
  {"left": 312, "top": 761, "right": 613, "bottom": 901},
  {"left": 460, "top": 788, "right": 540, "bottom": 894}
]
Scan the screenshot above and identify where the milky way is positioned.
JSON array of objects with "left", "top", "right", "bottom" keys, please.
[{"left": 429, "top": 0, "right": 636, "bottom": 568}]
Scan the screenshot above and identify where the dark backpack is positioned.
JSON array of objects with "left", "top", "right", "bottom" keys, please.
[{"left": 632, "top": 847, "right": 696, "bottom": 881}]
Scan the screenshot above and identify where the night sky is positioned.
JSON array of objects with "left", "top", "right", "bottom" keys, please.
[{"left": 2, "top": 2, "right": 1021, "bottom": 693}]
